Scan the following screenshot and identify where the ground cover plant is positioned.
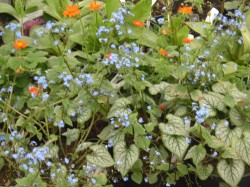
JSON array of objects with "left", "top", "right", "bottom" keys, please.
[{"left": 0, "top": 0, "right": 250, "bottom": 186}]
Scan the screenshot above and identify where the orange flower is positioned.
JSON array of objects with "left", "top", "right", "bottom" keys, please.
[
  {"left": 13, "top": 40, "right": 27, "bottom": 50},
  {"left": 107, "top": 52, "right": 112, "bottom": 59},
  {"left": 133, "top": 20, "right": 144, "bottom": 28},
  {"left": 178, "top": 6, "right": 193, "bottom": 14},
  {"left": 29, "top": 86, "right": 40, "bottom": 97},
  {"left": 162, "top": 29, "right": 169, "bottom": 35},
  {"left": 89, "top": 0, "right": 101, "bottom": 11},
  {"left": 159, "top": 105, "right": 165, "bottom": 110},
  {"left": 159, "top": 48, "right": 168, "bottom": 57},
  {"left": 182, "top": 38, "right": 193, "bottom": 43},
  {"left": 63, "top": 4, "right": 81, "bottom": 17},
  {"left": 16, "top": 68, "right": 24, "bottom": 73}
]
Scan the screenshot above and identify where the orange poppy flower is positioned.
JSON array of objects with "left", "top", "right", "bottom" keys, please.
[
  {"left": 178, "top": 6, "right": 193, "bottom": 14},
  {"left": 89, "top": 0, "right": 101, "bottom": 11},
  {"left": 63, "top": 4, "right": 81, "bottom": 17},
  {"left": 133, "top": 20, "right": 144, "bottom": 28},
  {"left": 182, "top": 38, "right": 193, "bottom": 43},
  {"left": 29, "top": 86, "right": 40, "bottom": 97},
  {"left": 13, "top": 40, "right": 27, "bottom": 50},
  {"left": 159, "top": 48, "right": 168, "bottom": 57}
]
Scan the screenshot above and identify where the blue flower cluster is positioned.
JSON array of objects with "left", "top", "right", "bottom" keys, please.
[{"left": 192, "top": 103, "right": 209, "bottom": 123}]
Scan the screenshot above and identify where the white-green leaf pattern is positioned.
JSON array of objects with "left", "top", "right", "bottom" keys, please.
[
  {"left": 86, "top": 145, "right": 114, "bottom": 168},
  {"left": 114, "top": 141, "right": 139, "bottom": 176},
  {"left": 107, "top": 98, "right": 132, "bottom": 118},
  {"left": 174, "top": 105, "right": 187, "bottom": 117},
  {"left": 217, "top": 159, "right": 245, "bottom": 187},
  {"left": 185, "top": 144, "right": 206, "bottom": 166},
  {"left": 199, "top": 92, "right": 226, "bottom": 117},
  {"left": 229, "top": 107, "right": 245, "bottom": 126},
  {"left": 159, "top": 114, "right": 186, "bottom": 136},
  {"left": 148, "top": 82, "right": 170, "bottom": 95},
  {"left": 62, "top": 128, "right": 80, "bottom": 145},
  {"left": 232, "top": 133, "right": 250, "bottom": 165},
  {"left": 215, "top": 120, "right": 242, "bottom": 146},
  {"left": 77, "top": 106, "right": 92, "bottom": 124},
  {"left": 161, "top": 134, "right": 189, "bottom": 159},
  {"left": 196, "top": 163, "right": 213, "bottom": 180},
  {"left": 221, "top": 147, "right": 241, "bottom": 160}
]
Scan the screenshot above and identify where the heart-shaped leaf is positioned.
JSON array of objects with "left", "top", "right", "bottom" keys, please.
[
  {"left": 217, "top": 159, "right": 245, "bottom": 186},
  {"left": 161, "top": 134, "right": 189, "bottom": 159},
  {"left": 114, "top": 141, "right": 139, "bottom": 176},
  {"left": 185, "top": 144, "right": 206, "bottom": 166},
  {"left": 86, "top": 145, "right": 114, "bottom": 168},
  {"left": 196, "top": 163, "right": 213, "bottom": 180},
  {"left": 215, "top": 120, "right": 242, "bottom": 146},
  {"left": 159, "top": 114, "right": 186, "bottom": 136},
  {"left": 232, "top": 132, "right": 250, "bottom": 165}
]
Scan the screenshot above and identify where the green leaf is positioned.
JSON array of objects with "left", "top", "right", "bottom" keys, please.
[
  {"left": 130, "top": 113, "right": 145, "bottom": 135},
  {"left": 185, "top": 144, "right": 206, "bottom": 166},
  {"left": 148, "top": 173, "right": 158, "bottom": 184},
  {"left": 196, "top": 163, "right": 213, "bottom": 180},
  {"left": 130, "top": 0, "right": 152, "bottom": 21},
  {"left": 240, "top": 24, "right": 250, "bottom": 53},
  {"left": 97, "top": 124, "right": 115, "bottom": 141},
  {"left": 93, "top": 173, "right": 108, "bottom": 185},
  {"left": 77, "top": 106, "right": 92, "bottom": 124},
  {"left": 114, "top": 141, "right": 139, "bottom": 176},
  {"left": 86, "top": 145, "right": 115, "bottom": 168},
  {"left": 106, "top": 0, "right": 121, "bottom": 19},
  {"left": 75, "top": 142, "right": 93, "bottom": 153},
  {"left": 223, "top": 95, "right": 235, "bottom": 108},
  {"left": 149, "top": 82, "right": 170, "bottom": 95},
  {"left": 16, "top": 173, "right": 46, "bottom": 187},
  {"left": 144, "top": 122, "right": 156, "bottom": 133},
  {"left": 171, "top": 66, "right": 187, "bottom": 80},
  {"left": 229, "top": 107, "right": 246, "bottom": 126},
  {"left": 174, "top": 105, "right": 188, "bottom": 117},
  {"left": 224, "top": 1, "right": 241, "bottom": 10},
  {"left": 232, "top": 133, "right": 250, "bottom": 165},
  {"left": 25, "top": 51, "right": 47, "bottom": 69},
  {"left": 107, "top": 98, "right": 131, "bottom": 118},
  {"left": 190, "top": 89, "right": 203, "bottom": 102},
  {"left": 161, "top": 134, "right": 189, "bottom": 159},
  {"left": 159, "top": 114, "right": 186, "bottom": 136},
  {"left": 134, "top": 135, "right": 150, "bottom": 151},
  {"left": 177, "top": 163, "right": 188, "bottom": 175},
  {"left": 222, "top": 62, "right": 238, "bottom": 75},
  {"left": 0, "top": 3, "right": 19, "bottom": 20},
  {"left": 217, "top": 159, "right": 245, "bottom": 187},
  {"left": 221, "top": 147, "right": 241, "bottom": 160},
  {"left": 186, "top": 22, "right": 211, "bottom": 37},
  {"left": 131, "top": 172, "right": 143, "bottom": 184},
  {"left": 62, "top": 128, "right": 80, "bottom": 145},
  {"left": 215, "top": 120, "right": 242, "bottom": 146}
]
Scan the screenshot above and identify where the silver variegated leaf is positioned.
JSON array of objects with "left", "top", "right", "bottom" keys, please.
[
  {"left": 174, "top": 105, "right": 187, "bottom": 117},
  {"left": 159, "top": 114, "right": 186, "bottom": 136},
  {"left": 215, "top": 120, "right": 242, "bottom": 146},
  {"left": 232, "top": 132, "right": 250, "bottom": 165},
  {"left": 221, "top": 147, "right": 241, "bottom": 160},
  {"left": 148, "top": 82, "right": 170, "bottom": 95},
  {"left": 185, "top": 144, "right": 206, "bottom": 166},
  {"left": 217, "top": 159, "right": 245, "bottom": 187},
  {"left": 161, "top": 134, "right": 189, "bottom": 159},
  {"left": 77, "top": 106, "right": 92, "bottom": 124},
  {"left": 86, "top": 145, "right": 114, "bottom": 168},
  {"left": 62, "top": 128, "right": 80, "bottom": 145},
  {"left": 196, "top": 163, "right": 213, "bottom": 180},
  {"left": 229, "top": 107, "right": 245, "bottom": 126},
  {"left": 114, "top": 141, "right": 139, "bottom": 176}
]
